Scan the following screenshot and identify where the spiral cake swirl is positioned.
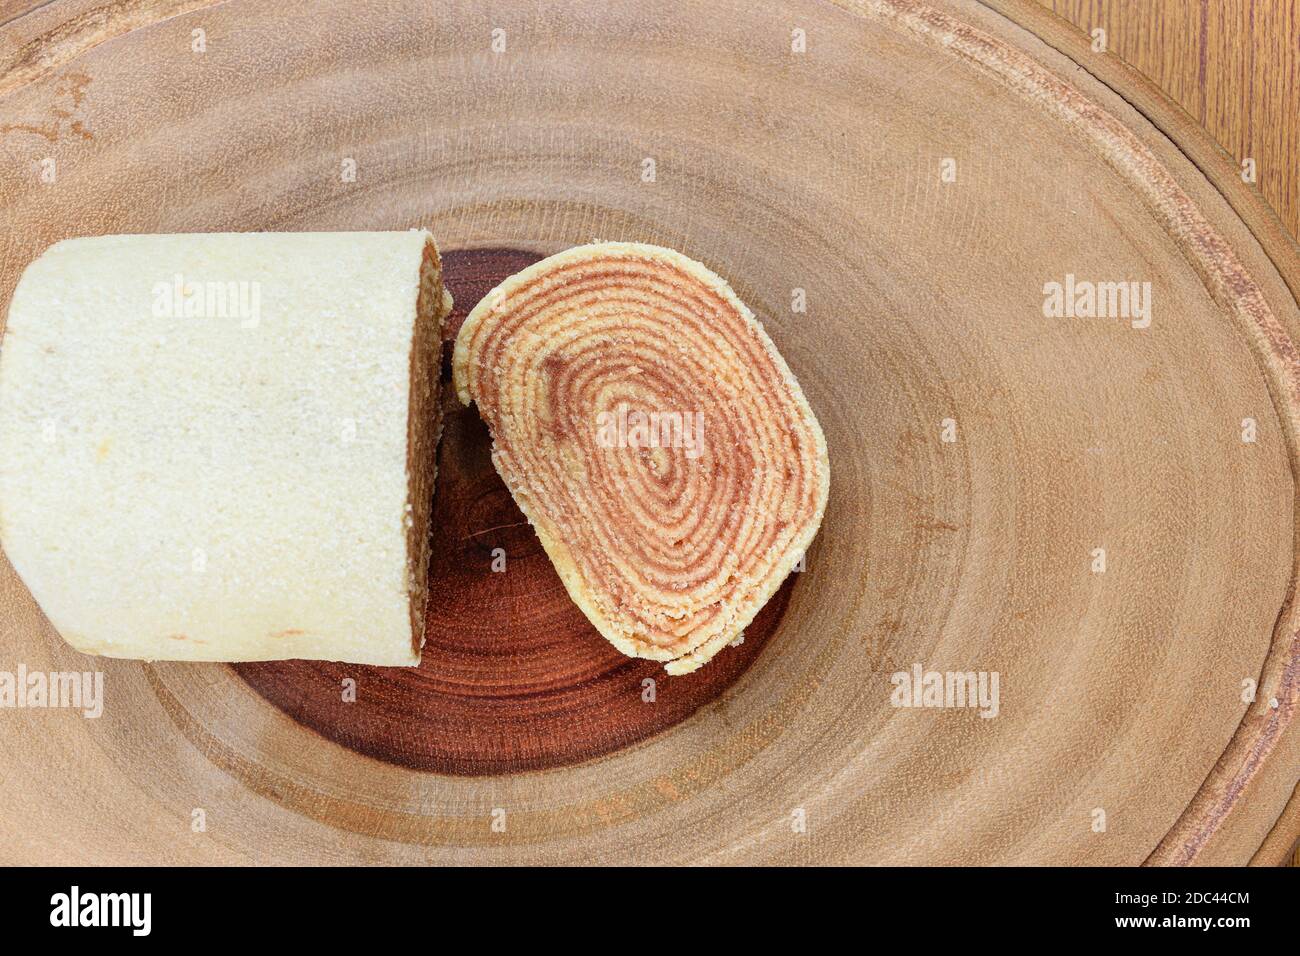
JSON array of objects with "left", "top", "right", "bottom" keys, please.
[{"left": 453, "top": 243, "right": 829, "bottom": 674}]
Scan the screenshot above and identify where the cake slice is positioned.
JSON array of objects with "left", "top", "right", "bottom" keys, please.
[
  {"left": 0, "top": 231, "right": 451, "bottom": 665},
  {"left": 453, "top": 242, "right": 829, "bottom": 674}
]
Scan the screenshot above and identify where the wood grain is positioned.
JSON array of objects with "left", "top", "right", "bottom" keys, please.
[
  {"left": 1035, "top": 0, "right": 1299, "bottom": 239},
  {"left": 0, "top": 0, "right": 1296, "bottom": 864}
]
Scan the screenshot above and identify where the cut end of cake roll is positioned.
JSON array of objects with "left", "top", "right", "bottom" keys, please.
[
  {"left": 0, "top": 230, "right": 451, "bottom": 666},
  {"left": 453, "top": 242, "right": 830, "bottom": 674},
  {"left": 405, "top": 234, "right": 454, "bottom": 661}
]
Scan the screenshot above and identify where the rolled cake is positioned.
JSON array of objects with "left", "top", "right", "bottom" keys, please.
[
  {"left": 454, "top": 243, "right": 829, "bottom": 674},
  {"left": 0, "top": 231, "right": 450, "bottom": 665}
]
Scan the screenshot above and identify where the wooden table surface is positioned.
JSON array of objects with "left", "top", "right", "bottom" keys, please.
[{"left": 1037, "top": 0, "right": 1299, "bottom": 242}]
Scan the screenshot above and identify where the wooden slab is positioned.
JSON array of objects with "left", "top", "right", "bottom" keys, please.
[{"left": 0, "top": 0, "right": 1296, "bottom": 865}]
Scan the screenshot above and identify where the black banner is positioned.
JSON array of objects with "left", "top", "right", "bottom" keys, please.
[{"left": 0, "top": 866, "right": 1289, "bottom": 940}]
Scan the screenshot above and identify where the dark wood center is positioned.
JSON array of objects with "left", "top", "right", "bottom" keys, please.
[{"left": 233, "top": 249, "right": 794, "bottom": 775}]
